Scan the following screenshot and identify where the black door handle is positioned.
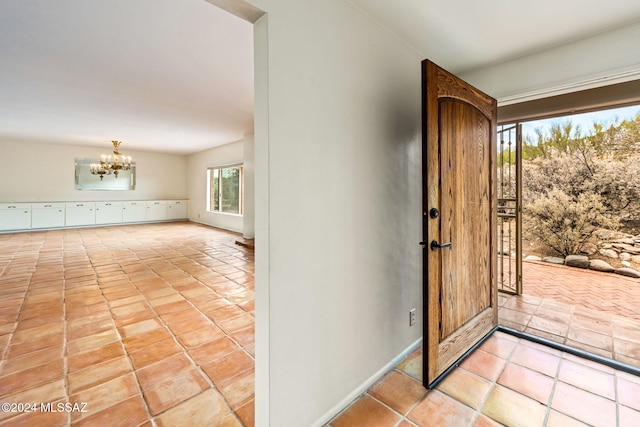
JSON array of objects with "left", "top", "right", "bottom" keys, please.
[{"left": 430, "top": 240, "right": 452, "bottom": 251}]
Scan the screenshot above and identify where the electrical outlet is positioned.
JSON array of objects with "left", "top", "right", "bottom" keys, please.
[{"left": 409, "top": 308, "right": 416, "bottom": 326}]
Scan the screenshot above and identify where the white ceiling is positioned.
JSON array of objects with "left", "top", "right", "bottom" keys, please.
[
  {"left": 353, "top": 0, "right": 640, "bottom": 74},
  {"left": 0, "top": 0, "right": 254, "bottom": 155},
  {"left": 2, "top": 0, "right": 640, "bottom": 154}
]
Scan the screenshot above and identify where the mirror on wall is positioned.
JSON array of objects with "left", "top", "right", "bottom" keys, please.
[{"left": 74, "top": 158, "right": 136, "bottom": 190}]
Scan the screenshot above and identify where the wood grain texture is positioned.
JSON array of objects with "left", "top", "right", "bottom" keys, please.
[{"left": 422, "top": 59, "right": 498, "bottom": 387}]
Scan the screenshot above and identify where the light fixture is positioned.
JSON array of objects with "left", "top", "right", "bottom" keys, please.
[{"left": 90, "top": 141, "right": 132, "bottom": 180}]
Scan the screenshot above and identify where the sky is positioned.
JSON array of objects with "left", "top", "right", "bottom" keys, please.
[{"left": 521, "top": 104, "right": 640, "bottom": 142}]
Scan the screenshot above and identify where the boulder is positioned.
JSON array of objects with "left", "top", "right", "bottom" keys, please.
[
  {"left": 542, "top": 256, "right": 565, "bottom": 265},
  {"left": 614, "top": 268, "right": 640, "bottom": 278},
  {"left": 632, "top": 255, "right": 640, "bottom": 263},
  {"left": 580, "top": 243, "right": 598, "bottom": 255},
  {"left": 524, "top": 255, "right": 542, "bottom": 262},
  {"left": 589, "top": 259, "right": 615, "bottom": 272},
  {"left": 599, "top": 249, "right": 618, "bottom": 259},
  {"left": 565, "top": 255, "right": 590, "bottom": 269},
  {"left": 620, "top": 252, "right": 632, "bottom": 261},
  {"left": 622, "top": 261, "right": 632, "bottom": 267}
]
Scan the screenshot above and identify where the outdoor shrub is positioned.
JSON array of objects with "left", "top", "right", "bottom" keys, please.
[{"left": 523, "top": 188, "right": 617, "bottom": 256}]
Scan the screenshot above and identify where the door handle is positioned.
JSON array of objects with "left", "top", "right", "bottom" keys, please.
[{"left": 430, "top": 240, "right": 452, "bottom": 251}]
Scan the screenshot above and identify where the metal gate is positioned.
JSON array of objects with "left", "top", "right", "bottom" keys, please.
[{"left": 497, "top": 124, "right": 522, "bottom": 295}]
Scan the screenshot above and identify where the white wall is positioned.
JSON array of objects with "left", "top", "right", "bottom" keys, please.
[
  {"left": 0, "top": 140, "right": 187, "bottom": 202},
  {"left": 247, "top": 1, "right": 423, "bottom": 425},
  {"left": 243, "top": 133, "right": 255, "bottom": 238},
  {"left": 186, "top": 139, "right": 248, "bottom": 234},
  {"left": 461, "top": 20, "right": 640, "bottom": 103}
]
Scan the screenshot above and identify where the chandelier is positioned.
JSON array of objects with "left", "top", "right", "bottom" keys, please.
[{"left": 90, "top": 141, "right": 132, "bottom": 180}]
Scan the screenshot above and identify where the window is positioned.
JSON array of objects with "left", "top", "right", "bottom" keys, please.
[{"left": 208, "top": 165, "right": 243, "bottom": 215}]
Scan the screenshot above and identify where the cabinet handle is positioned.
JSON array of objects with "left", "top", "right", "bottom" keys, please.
[
  {"left": 44, "top": 204, "right": 52, "bottom": 207},
  {"left": 8, "top": 206, "right": 16, "bottom": 208}
]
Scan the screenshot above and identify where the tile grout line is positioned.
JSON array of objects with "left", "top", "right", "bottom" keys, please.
[
  {"left": 99, "top": 254, "right": 157, "bottom": 427},
  {"left": 121, "top": 237, "right": 252, "bottom": 425}
]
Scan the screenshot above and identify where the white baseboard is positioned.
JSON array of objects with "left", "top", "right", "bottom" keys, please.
[{"left": 311, "top": 337, "right": 423, "bottom": 427}]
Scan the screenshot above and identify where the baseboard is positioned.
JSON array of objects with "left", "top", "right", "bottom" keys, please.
[{"left": 311, "top": 337, "right": 423, "bottom": 427}]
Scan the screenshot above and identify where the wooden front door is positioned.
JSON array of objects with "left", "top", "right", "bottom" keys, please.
[{"left": 422, "top": 60, "right": 498, "bottom": 388}]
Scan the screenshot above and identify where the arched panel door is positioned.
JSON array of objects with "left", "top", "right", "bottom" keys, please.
[{"left": 422, "top": 60, "right": 498, "bottom": 387}]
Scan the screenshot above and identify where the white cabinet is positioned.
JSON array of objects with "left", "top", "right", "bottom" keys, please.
[
  {"left": 31, "top": 203, "right": 65, "bottom": 229},
  {"left": 95, "top": 202, "right": 123, "bottom": 224},
  {"left": 122, "top": 201, "right": 147, "bottom": 223},
  {"left": 0, "top": 203, "right": 31, "bottom": 231},
  {"left": 167, "top": 200, "right": 188, "bottom": 220},
  {"left": 146, "top": 201, "right": 167, "bottom": 221},
  {"left": 0, "top": 199, "right": 189, "bottom": 232},
  {"left": 65, "top": 202, "right": 95, "bottom": 226}
]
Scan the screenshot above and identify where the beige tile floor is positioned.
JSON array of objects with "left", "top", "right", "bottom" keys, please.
[
  {"left": 327, "top": 331, "right": 640, "bottom": 427},
  {"left": 0, "top": 222, "right": 254, "bottom": 426},
  {"left": 3, "top": 222, "right": 640, "bottom": 426}
]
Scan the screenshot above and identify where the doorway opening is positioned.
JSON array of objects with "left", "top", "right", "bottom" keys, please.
[{"left": 497, "top": 103, "right": 640, "bottom": 369}]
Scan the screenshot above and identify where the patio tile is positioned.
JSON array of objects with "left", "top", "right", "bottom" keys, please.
[
  {"left": 368, "top": 370, "right": 426, "bottom": 414},
  {"left": 437, "top": 367, "right": 490, "bottom": 409},
  {"left": 332, "top": 395, "right": 401, "bottom": 427},
  {"left": 551, "top": 382, "right": 616, "bottom": 427},
  {"left": 459, "top": 349, "right": 505, "bottom": 381},
  {"left": 143, "top": 369, "right": 210, "bottom": 415},
  {"left": 482, "top": 385, "right": 546, "bottom": 427},
  {"left": 408, "top": 390, "right": 474, "bottom": 427},
  {"left": 154, "top": 389, "right": 230, "bottom": 427}
]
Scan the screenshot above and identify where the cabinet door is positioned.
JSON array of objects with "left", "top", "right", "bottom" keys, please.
[
  {"left": 167, "top": 201, "right": 187, "bottom": 220},
  {"left": 65, "top": 203, "right": 96, "bottom": 226},
  {"left": 0, "top": 204, "right": 31, "bottom": 230},
  {"left": 122, "top": 202, "right": 147, "bottom": 222},
  {"left": 95, "top": 202, "right": 123, "bottom": 224},
  {"left": 146, "top": 201, "right": 167, "bottom": 221},
  {"left": 31, "top": 204, "right": 65, "bottom": 228}
]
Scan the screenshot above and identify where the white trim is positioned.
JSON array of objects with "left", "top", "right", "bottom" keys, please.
[
  {"left": 310, "top": 337, "right": 424, "bottom": 427},
  {"left": 498, "top": 68, "right": 640, "bottom": 107}
]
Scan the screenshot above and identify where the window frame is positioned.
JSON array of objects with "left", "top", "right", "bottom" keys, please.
[{"left": 207, "top": 164, "right": 244, "bottom": 216}]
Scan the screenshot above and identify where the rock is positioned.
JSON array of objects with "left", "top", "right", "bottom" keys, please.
[
  {"left": 589, "top": 259, "right": 615, "bottom": 272},
  {"left": 601, "top": 244, "right": 613, "bottom": 249},
  {"left": 599, "top": 249, "right": 618, "bottom": 259},
  {"left": 620, "top": 252, "right": 632, "bottom": 261},
  {"left": 525, "top": 255, "right": 542, "bottom": 261},
  {"left": 622, "top": 261, "right": 632, "bottom": 267},
  {"left": 612, "top": 243, "right": 640, "bottom": 254},
  {"left": 594, "top": 229, "right": 631, "bottom": 240},
  {"left": 632, "top": 255, "right": 640, "bottom": 263},
  {"left": 580, "top": 243, "right": 598, "bottom": 255},
  {"left": 565, "top": 255, "right": 590, "bottom": 269},
  {"left": 543, "top": 256, "right": 565, "bottom": 265},
  {"left": 614, "top": 238, "right": 637, "bottom": 245},
  {"left": 614, "top": 268, "right": 640, "bottom": 278}
]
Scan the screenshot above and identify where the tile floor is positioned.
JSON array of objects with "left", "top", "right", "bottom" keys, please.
[
  {"left": 0, "top": 222, "right": 255, "bottom": 426},
  {"left": 499, "top": 261, "right": 640, "bottom": 368},
  {"left": 3, "top": 222, "right": 640, "bottom": 426},
  {"left": 326, "top": 331, "right": 640, "bottom": 427}
]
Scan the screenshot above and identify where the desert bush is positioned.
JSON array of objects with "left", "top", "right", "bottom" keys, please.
[
  {"left": 523, "top": 188, "right": 618, "bottom": 256},
  {"left": 519, "top": 114, "right": 640, "bottom": 256}
]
